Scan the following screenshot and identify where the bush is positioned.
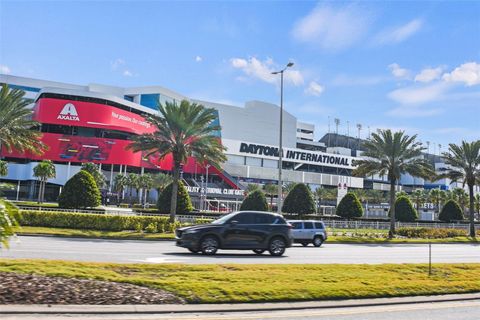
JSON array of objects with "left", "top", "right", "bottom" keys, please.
[
  {"left": 240, "top": 190, "right": 268, "bottom": 211},
  {"left": 58, "top": 171, "right": 101, "bottom": 209},
  {"left": 336, "top": 192, "right": 363, "bottom": 219},
  {"left": 392, "top": 196, "right": 418, "bottom": 222},
  {"left": 17, "top": 210, "right": 177, "bottom": 232},
  {"left": 157, "top": 181, "right": 193, "bottom": 214},
  {"left": 144, "top": 223, "right": 157, "bottom": 233},
  {"left": 282, "top": 183, "right": 315, "bottom": 217},
  {"left": 396, "top": 227, "right": 467, "bottom": 239},
  {"left": 439, "top": 200, "right": 464, "bottom": 222}
]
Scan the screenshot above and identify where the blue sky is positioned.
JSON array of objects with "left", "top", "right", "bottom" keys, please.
[{"left": 1, "top": 1, "right": 479, "bottom": 150}]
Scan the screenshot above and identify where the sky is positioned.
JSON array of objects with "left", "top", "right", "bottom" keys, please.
[{"left": 1, "top": 0, "right": 479, "bottom": 151}]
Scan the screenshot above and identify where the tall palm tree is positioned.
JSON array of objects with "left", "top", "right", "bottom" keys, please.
[
  {"left": 33, "top": 160, "right": 56, "bottom": 204},
  {"left": 314, "top": 187, "right": 335, "bottom": 214},
  {"left": 353, "top": 130, "right": 434, "bottom": 237},
  {"left": 0, "top": 84, "right": 46, "bottom": 156},
  {"left": 127, "top": 100, "right": 226, "bottom": 222},
  {"left": 0, "top": 160, "right": 7, "bottom": 177},
  {"left": 452, "top": 187, "right": 468, "bottom": 213},
  {"left": 152, "top": 172, "right": 173, "bottom": 199},
  {"left": 263, "top": 183, "right": 277, "bottom": 211},
  {"left": 440, "top": 141, "right": 480, "bottom": 238},
  {"left": 81, "top": 163, "right": 106, "bottom": 189},
  {"left": 113, "top": 174, "right": 128, "bottom": 203}
]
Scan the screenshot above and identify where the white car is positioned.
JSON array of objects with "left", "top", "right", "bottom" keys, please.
[{"left": 288, "top": 220, "right": 327, "bottom": 247}]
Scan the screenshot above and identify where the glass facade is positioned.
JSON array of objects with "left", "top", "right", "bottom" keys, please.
[{"left": 140, "top": 94, "right": 160, "bottom": 109}]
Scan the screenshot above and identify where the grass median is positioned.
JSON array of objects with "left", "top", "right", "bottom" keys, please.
[
  {"left": 1, "top": 259, "right": 479, "bottom": 303},
  {"left": 15, "top": 226, "right": 478, "bottom": 243}
]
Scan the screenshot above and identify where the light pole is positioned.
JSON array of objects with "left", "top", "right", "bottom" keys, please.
[{"left": 272, "top": 62, "right": 294, "bottom": 214}]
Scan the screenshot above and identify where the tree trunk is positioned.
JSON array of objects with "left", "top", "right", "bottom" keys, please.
[
  {"left": 41, "top": 179, "right": 45, "bottom": 203},
  {"left": 468, "top": 184, "right": 476, "bottom": 238},
  {"left": 37, "top": 180, "right": 42, "bottom": 204},
  {"left": 388, "top": 180, "right": 396, "bottom": 238},
  {"left": 169, "top": 163, "right": 181, "bottom": 223}
]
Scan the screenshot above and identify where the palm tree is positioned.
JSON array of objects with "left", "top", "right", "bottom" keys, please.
[
  {"left": 152, "top": 172, "right": 173, "bottom": 199},
  {"left": 475, "top": 194, "right": 480, "bottom": 220},
  {"left": 113, "top": 174, "right": 128, "bottom": 203},
  {"left": 139, "top": 173, "right": 154, "bottom": 206},
  {"left": 411, "top": 189, "right": 426, "bottom": 212},
  {"left": 441, "top": 141, "right": 480, "bottom": 238},
  {"left": 263, "top": 183, "right": 277, "bottom": 211},
  {"left": 126, "top": 173, "right": 139, "bottom": 205},
  {"left": 33, "top": 160, "right": 56, "bottom": 203},
  {"left": 283, "top": 182, "right": 297, "bottom": 194},
  {"left": 452, "top": 187, "right": 468, "bottom": 213},
  {"left": 353, "top": 130, "right": 434, "bottom": 237},
  {"left": 0, "top": 160, "right": 7, "bottom": 177},
  {"left": 127, "top": 100, "right": 226, "bottom": 222},
  {"left": 81, "top": 163, "right": 106, "bottom": 189},
  {"left": 245, "top": 183, "right": 260, "bottom": 193},
  {"left": 428, "top": 188, "right": 442, "bottom": 215},
  {"left": 0, "top": 84, "right": 46, "bottom": 156}
]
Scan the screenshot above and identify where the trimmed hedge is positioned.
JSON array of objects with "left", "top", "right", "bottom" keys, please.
[
  {"left": 336, "top": 192, "right": 363, "bottom": 219},
  {"left": 58, "top": 171, "right": 101, "bottom": 209},
  {"left": 396, "top": 227, "right": 467, "bottom": 239},
  {"left": 158, "top": 181, "right": 193, "bottom": 214},
  {"left": 393, "top": 196, "right": 418, "bottom": 222},
  {"left": 17, "top": 210, "right": 181, "bottom": 233},
  {"left": 439, "top": 200, "right": 464, "bottom": 222},
  {"left": 282, "top": 183, "right": 315, "bottom": 216},
  {"left": 240, "top": 190, "right": 268, "bottom": 211}
]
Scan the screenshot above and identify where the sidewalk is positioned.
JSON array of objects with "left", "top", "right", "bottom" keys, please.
[{"left": 1, "top": 293, "right": 479, "bottom": 314}]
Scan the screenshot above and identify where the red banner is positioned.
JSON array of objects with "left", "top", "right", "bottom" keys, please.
[
  {"left": 1, "top": 133, "right": 207, "bottom": 172},
  {"left": 33, "top": 98, "right": 156, "bottom": 135}
]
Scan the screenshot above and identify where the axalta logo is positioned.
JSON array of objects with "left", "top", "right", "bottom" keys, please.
[{"left": 57, "top": 103, "right": 80, "bottom": 121}]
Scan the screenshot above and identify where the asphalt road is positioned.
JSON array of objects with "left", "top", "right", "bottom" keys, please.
[
  {"left": 2, "top": 300, "right": 480, "bottom": 319},
  {"left": 1, "top": 236, "right": 479, "bottom": 264}
]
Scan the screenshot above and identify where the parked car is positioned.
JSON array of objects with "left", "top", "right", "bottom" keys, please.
[
  {"left": 288, "top": 220, "right": 327, "bottom": 247},
  {"left": 176, "top": 211, "right": 293, "bottom": 256}
]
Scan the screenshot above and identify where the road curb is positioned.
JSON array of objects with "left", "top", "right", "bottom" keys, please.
[{"left": 1, "top": 293, "right": 479, "bottom": 314}]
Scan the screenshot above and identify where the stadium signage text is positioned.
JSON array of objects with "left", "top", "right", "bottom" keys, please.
[
  {"left": 239, "top": 142, "right": 352, "bottom": 167},
  {"left": 57, "top": 103, "right": 80, "bottom": 121},
  {"left": 186, "top": 186, "right": 244, "bottom": 196}
]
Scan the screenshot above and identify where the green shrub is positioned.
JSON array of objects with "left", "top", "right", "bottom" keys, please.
[
  {"left": 282, "top": 183, "right": 315, "bottom": 217},
  {"left": 240, "top": 189, "right": 268, "bottom": 211},
  {"left": 58, "top": 171, "right": 101, "bottom": 209},
  {"left": 144, "top": 223, "right": 157, "bottom": 233},
  {"left": 392, "top": 196, "right": 418, "bottom": 222},
  {"left": 157, "top": 181, "right": 193, "bottom": 214},
  {"left": 439, "top": 200, "right": 464, "bottom": 222},
  {"left": 17, "top": 210, "right": 176, "bottom": 232},
  {"left": 336, "top": 192, "right": 363, "bottom": 219},
  {"left": 396, "top": 227, "right": 467, "bottom": 239}
]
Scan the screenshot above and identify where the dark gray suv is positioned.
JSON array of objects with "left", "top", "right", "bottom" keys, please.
[{"left": 176, "top": 211, "right": 293, "bottom": 256}]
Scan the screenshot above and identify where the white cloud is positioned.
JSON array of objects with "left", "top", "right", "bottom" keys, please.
[
  {"left": 388, "top": 63, "right": 411, "bottom": 79},
  {"left": 0, "top": 65, "right": 11, "bottom": 74},
  {"left": 374, "top": 19, "right": 423, "bottom": 45},
  {"left": 388, "top": 82, "right": 449, "bottom": 105},
  {"left": 195, "top": 56, "right": 203, "bottom": 62},
  {"left": 110, "top": 58, "right": 125, "bottom": 71},
  {"left": 442, "top": 62, "right": 480, "bottom": 86},
  {"left": 123, "top": 70, "right": 133, "bottom": 77},
  {"left": 415, "top": 66, "right": 444, "bottom": 83},
  {"left": 230, "top": 57, "right": 304, "bottom": 86},
  {"left": 305, "top": 81, "right": 325, "bottom": 96},
  {"left": 291, "top": 4, "right": 371, "bottom": 51}
]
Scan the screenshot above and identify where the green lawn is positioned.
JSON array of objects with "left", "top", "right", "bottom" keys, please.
[
  {"left": 14, "top": 226, "right": 478, "bottom": 243},
  {"left": 1, "top": 259, "right": 479, "bottom": 303}
]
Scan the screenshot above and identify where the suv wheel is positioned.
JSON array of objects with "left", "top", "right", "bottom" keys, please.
[
  {"left": 269, "top": 237, "right": 286, "bottom": 256},
  {"left": 253, "top": 249, "right": 265, "bottom": 255},
  {"left": 200, "top": 236, "right": 219, "bottom": 255},
  {"left": 313, "top": 236, "right": 324, "bottom": 247}
]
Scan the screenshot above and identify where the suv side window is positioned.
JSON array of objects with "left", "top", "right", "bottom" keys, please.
[
  {"left": 274, "top": 216, "right": 287, "bottom": 225},
  {"left": 304, "top": 222, "right": 314, "bottom": 229},
  {"left": 254, "top": 214, "right": 276, "bottom": 224},
  {"left": 234, "top": 212, "right": 255, "bottom": 224},
  {"left": 315, "top": 222, "right": 324, "bottom": 229},
  {"left": 291, "top": 222, "right": 303, "bottom": 229}
]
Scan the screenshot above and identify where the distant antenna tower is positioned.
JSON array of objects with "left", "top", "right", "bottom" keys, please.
[
  {"left": 367, "top": 126, "right": 371, "bottom": 137},
  {"left": 438, "top": 143, "right": 442, "bottom": 156},
  {"left": 334, "top": 118, "right": 340, "bottom": 134},
  {"left": 426, "top": 141, "right": 431, "bottom": 154},
  {"left": 356, "top": 124, "right": 362, "bottom": 139}
]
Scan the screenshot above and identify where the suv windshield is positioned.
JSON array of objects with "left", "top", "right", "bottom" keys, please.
[{"left": 211, "top": 212, "right": 238, "bottom": 225}]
